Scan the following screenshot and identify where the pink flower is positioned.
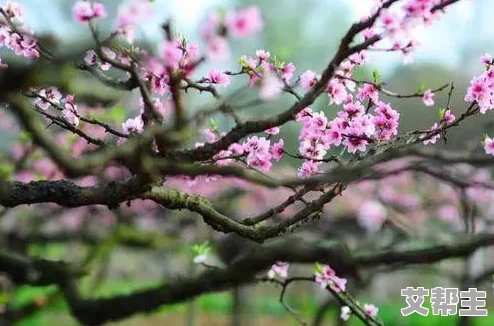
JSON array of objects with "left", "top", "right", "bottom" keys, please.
[
  {"left": 358, "top": 200, "right": 387, "bottom": 232},
  {"left": 465, "top": 63, "right": 494, "bottom": 114},
  {"left": 364, "top": 304, "right": 379, "bottom": 318},
  {"left": 122, "top": 116, "right": 144, "bottom": 134},
  {"left": 267, "top": 262, "right": 289, "bottom": 279},
  {"left": 226, "top": 6, "right": 263, "bottom": 38},
  {"left": 299, "top": 141, "right": 326, "bottom": 160},
  {"left": 422, "top": 122, "right": 440, "bottom": 145},
  {"left": 300, "top": 70, "right": 319, "bottom": 90},
  {"left": 84, "top": 50, "right": 97, "bottom": 66},
  {"left": 314, "top": 265, "right": 347, "bottom": 293},
  {"left": 4, "top": 2, "right": 24, "bottom": 21},
  {"left": 204, "top": 128, "right": 217, "bottom": 143},
  {"left": 484, "top": 137, "right": 494, "bottom": 156},
  {"left": 481, "top": 53, "right": 493, "bottom": 66},
  {"left": 0, "top": 27, "right": 10, "bottom": 47},
  {"left": 343, "top": 130, "right": 368, "bottom": 154},
  {"left": 372, "top": 102, "right": 399, "bottom": 141},
  {"left": 362, "top": 27, "right": 376, "bottom": 40},
  {"left": 271, "top": 139, "right": 284, "bottom": 161},
  {"left": 256, "top": 49, "right": 270, "bottom": 61},
  {"left": 310, "top": 112, "right": 327, "bottom": 131},
  {"left": 422, "top": 89, "right": 435, "bottom": 107},
  {"left": 378, "top": 9, "right": 400, "bottom": 31},
  {"left": 265, "top": 126, "right": 280, "bottom": 135},
  {"left": 259, "top": 74, "right": 283, "bottom": 101},
  {"left": 228, "top": 143, "right": 244, "bottom": 156},
  {"left": 281, "top": 62, "right": 296, "bottom": 82},
  {"left": 349, "top": 50, "right": 369, "bottom": 66},
  {"left": 161, "top": 41, "right": 182, "bottom": 68},
  {"left": 325, "top": 125, "right": 343, "bottom": 146},
  {"left": 340, "top": 306, "right": 351, "bottom": 321},
  {"left": 207, "top": 69, "right": 230, "bottom": 87},
  {"left": 34, "top": 87, "right": 62, "bottom": 110},
  {"left": 298, "top": 160, "right": 320, "bottom": 178},
  {"left": 442, "top": 109, "right": 455, "bottom": 124},
  {"left": 9, "top": 34, "right": 39, "bottom": 59},
  {"left": 315, "top": 265, "right": 336, "bottom": 288},
  {"left": 243, "top": 136, "right": 270, "bottom": 157},
  {"left": 327, "top": 79, "right": 348, "bottom": 105},
  {"left": 243, "top": 136, "right": 273, "bottom": 171},
  {"left": 73, "top": 1, "right": 106, "bottom": 23},
  {"left": 357, "top": 83, "right": 379, "bottom": 103},
  {"left": 330, "top": 276, "right": 347, "bottom": 293},
  {"left": 92, "top": 2, "right": 106, "bottom": 18},
  {"left": 61, "top": 109, "right": 79, "bottom": 127},
  {"left": 247, "top": 156, "right": 272, "bottom": 171}
]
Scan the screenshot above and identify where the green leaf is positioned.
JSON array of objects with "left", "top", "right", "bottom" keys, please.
[
  {"left": 191, "top": 241, "right": 211, "bottom": 255},
  {"left": 239, "top": 55, "right": 248, "bottom": 68},
  {"left": 372, "top": 69, "right": 380, "bottom": 84},
  {"left": 417, "top": 84, "right": 426, "bottom": 94},
  {"left": 438, "top": 107, "right": 446, "bottom": 119},
  {"left": 482, "top": 133, "right": 490, "bottom": 145},
  {"left": 0, "top": 164, "right": 14, "bottom": 178},
  {"left": 209, "top": 118, "right": 218, "bottom": 131},
  {"left": 313, "top": 262, "right": 323, "bottom": 274}
]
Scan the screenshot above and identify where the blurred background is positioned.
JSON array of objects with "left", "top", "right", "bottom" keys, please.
[{"left": 3, "top": 0, "right": 494, "bottom": 325}]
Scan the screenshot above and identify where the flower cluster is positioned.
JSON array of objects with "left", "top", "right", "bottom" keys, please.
[
  {"left": 238, "top": 50, "right": 296, "bottom": 101},
  {"left": 368, "top": 0, "right": 448, "bottom": 62},
  {"left": 33, "top": 87, "right": 62, "bottom": 111},
  {"left": 242, "top": 136, "right": 273, "bottom": 171},
  {"left": 207, "top": 69, "right": 230, "bottom": 87},
  {"left": 295, "top": 98, "right": 399, "bottom": 177},
  {"left": 73, "top": 1, "right": 106, "bottom": 23},
  {"left": 314, "top": 264, "right": 347, "bottom": 293},
  {"left": 3, "top": 1, "right": 23, "bottom": 21},
  {"left": 0, "top": 2, "right": 39, "bottom": 60},
  {"left": 465, "top": 54, "right": 494, "bottom": 114},
  {"left": 143, "top": 37, "right": 199, "bottom": 95},
  {"left": 122, "top": 116, "right": 144, "bottom": 135},
  {"left": 33, "top": 88, "right": 80, "bottom": 127},
  {"left": 422, "top": 89, "right": 435, "bottom": 106},
  {"left": 267, "top": 261, "right": 289, "bottom": 279},
  {"left": 61, "top": 95, "right": 80, "bottom": 127}
]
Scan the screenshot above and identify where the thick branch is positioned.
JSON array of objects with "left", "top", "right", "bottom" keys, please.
[{"left": 0, "top": 177, "right": 147, "bottom": 208}]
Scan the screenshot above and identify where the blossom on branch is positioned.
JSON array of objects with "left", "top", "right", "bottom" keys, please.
[{"left": 73, "top": 1, "right": 107, "bottom": 23}]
